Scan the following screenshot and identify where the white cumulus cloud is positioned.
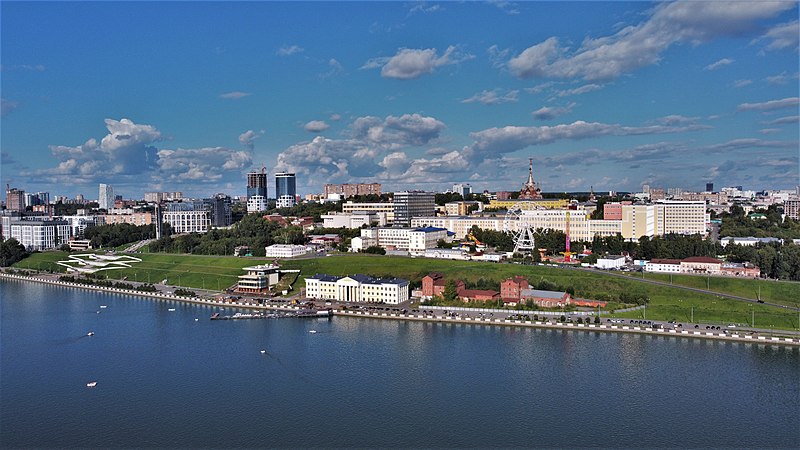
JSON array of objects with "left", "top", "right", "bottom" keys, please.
[
  {"left": 507, "top": 1, "right": 794, "bottom": 80},
  {"left": 363, "top": 46, "right": 473, "bottom": 79},
  {"left": 304, "top": 120, "right": 330, "bottom": 133}
]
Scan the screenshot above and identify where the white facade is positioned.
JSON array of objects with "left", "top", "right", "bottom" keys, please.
[
  {"left": 305, "top": 274, "right": 409, "bottom": 304},
  {"left": 645, "top": 260, "right": 682, "bottom": 273},
  {"left": 423, "top": 248, "right": 470, "bottom": 260},
  {"left": 321, "top": 212, "right": 386, "bottom": 229},
  {"left": 342, "top": 201, "right": 395, "bottom": 223},
  {"left": 595, "top": 255, "right": 627, "bottom": 269},
  {"left": 162, "top": 210, "right": 210, "bottom": 233},
  {"left": 59, "top": 215, "right": 103, "bottom": 237},
  {"left": 237, "top": 264, "right": 280, "bottom": 293},
  {"left": 351, "top": 227, "right": 447, "bottom": 253},
  {"left": 247, "top": 195, "right": 268, "bottom": 213},
  {"left": 276, "top": 195, "right": 296, "bottom": 209},
  {"left": 719, "top": 236, "right": 780, "bottom": 247},
  {"left": 99, "top": 184, "right": 114, "bottom": 210},
  {"left": 412, "top": 216, "right": 506, "bottom": 238},
  {"left": 9, "top": 219, "right": 71, "bottom": 251},
  {"left": 655, "top": 200, "right": 706, "bottom": 236},
  {"left": 264, "top": 244, "right": 311, "bottom": 258}
]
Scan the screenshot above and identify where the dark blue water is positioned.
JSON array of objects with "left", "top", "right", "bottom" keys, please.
[{"left": 2, "top": 279, "right": 799, "bottom": 448}]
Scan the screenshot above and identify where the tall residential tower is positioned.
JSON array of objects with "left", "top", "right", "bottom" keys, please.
[{"left": 275, "top": 172, "right": 297, "bottom": 208}]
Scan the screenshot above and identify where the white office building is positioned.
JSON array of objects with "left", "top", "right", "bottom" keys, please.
[
  {"left": 305, "top": 273, "right": 409, "bottom": 304},
  {"left": 595, "top": 255, "right": 627, "bottom": 270},
  {"left": 350, "top": 226, "right": 449, "bottom": 254},
  {"left": 162, "top": 201, "right": 211, "bottom": 234},
  {"left": 321, "top": 212, "right": 387, "bottom": 229},
  {"left": 8, "top": 219, "right": 71, "bottom": 251},
  {"left": 264, "top": 244, "right": 311, "bottom": 258}
]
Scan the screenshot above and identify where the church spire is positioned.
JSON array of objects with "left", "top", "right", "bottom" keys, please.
[
  {"left": 526, "top": 158, "right": 534, "bottom": 186},
  {"left": 519, "top": 156, "right": 542, "bottom": 199}
]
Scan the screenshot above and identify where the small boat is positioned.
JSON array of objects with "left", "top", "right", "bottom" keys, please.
[
  {"left": 86, "top": 381, "right": 97, "bottom": 388},
  {"left": 99, "top": 305, "right": 108, "bottom": 309},
  {"left": 87, "top": 331, "right": 95, "bottom": 336},
  {"left": 194, "top": 318, "right": 199, "bottom": 322},
  {"left": 168, "top": 308, "right": 176, "bottom": 312},
  {"left": 260, "top": 350, "right": 266, "bottom": 354},
  {"left": 96, "top": 311, "right": 101, "bottom": 314},
  {"left": 308, "top": 330, "right": 317, "bottom": 334}
]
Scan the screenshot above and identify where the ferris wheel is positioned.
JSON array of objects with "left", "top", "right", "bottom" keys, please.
[{"left": 503, "top": 202, "right": 536, "bottom": 253}]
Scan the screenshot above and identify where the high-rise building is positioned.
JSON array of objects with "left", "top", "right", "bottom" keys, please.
[
  {"left": 99, "top": 184, "right": 114, "bottom": 210},
  {"left": 247, "top": 168, "right": 268, "bottom": 200},
  {"left": 452, "top": 183, "right": 472, "bottom": 198},
  {"left": 206, "top": 193, "right": 232, "bottom": 227},
  {"left": 275, "top": 172, "right": 297, "bottom": 208},
  {"left": 5, "top": 186, "right": 25, "bottom": 212},
  {"left": 706, "top": 183, "right": 714, "bottom": 192},
  {"left": 393, "top": 191, "right": 435, "bottom": 227},
  {"left": 162, "top": 200, "right": 211, "bottom": 234}
]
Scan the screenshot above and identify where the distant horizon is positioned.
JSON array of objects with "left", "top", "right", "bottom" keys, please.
[
  {"left": 2, "top": 1, "right": 798, "bottom": 198},
  {"left": 9, "top": 183, "right": 799, "bottom": 205}
]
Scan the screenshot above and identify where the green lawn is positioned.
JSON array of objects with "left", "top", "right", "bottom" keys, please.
[
  {"left": 11, "top": 251, "right": 800, "bottom": 331},
  {"left": 619, "top": 271, "right": 800, "bottom": 309}
]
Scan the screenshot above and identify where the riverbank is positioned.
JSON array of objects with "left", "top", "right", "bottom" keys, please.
[{"left": 2, "top": 273, "right": 798, "bottom": 347}]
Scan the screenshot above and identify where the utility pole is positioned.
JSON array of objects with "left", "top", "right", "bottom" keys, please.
[
  {"left": 691, "top": 305, "right": 694, "bottom": 323},
  {"left": 752, "top": 309, "right": 755, "bottom": 328}
]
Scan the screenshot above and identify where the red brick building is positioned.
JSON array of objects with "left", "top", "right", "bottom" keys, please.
[
  {"left": 501, "top": 276, "right": 529, "bottom": 302},
  {"left": 422, "top": 273, "right": 498, "bottom": 302},
  {"left": 457, "top": 288, "right": 499, "bottom": 302},
  {"left": 422, "top": 273, "right": 446, "bottom": 298}
]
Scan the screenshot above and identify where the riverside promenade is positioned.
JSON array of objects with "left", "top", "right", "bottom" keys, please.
[{"left": 2, "top": 272, "right": 798, "bottom": 347}]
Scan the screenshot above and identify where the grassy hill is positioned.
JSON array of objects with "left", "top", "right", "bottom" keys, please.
[{"left": 10, "top": 251, "right": 800, "bottom": 330}]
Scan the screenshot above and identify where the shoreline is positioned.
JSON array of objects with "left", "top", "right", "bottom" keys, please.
[{"left": 2, "top": 272, "right": 798, "bottom": 347}]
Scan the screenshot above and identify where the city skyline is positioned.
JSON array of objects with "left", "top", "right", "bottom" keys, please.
[{"left": 1, "top": 1, "right": 798, "bottom": 198}]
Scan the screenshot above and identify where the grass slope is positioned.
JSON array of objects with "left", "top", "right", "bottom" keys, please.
[{"left": 11, "top": 252, "right": 800, "bottom": 330}]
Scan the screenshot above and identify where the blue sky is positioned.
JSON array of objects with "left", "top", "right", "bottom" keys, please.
[{"left": 2, "top": 1, "right": 798, "bottom": 199}]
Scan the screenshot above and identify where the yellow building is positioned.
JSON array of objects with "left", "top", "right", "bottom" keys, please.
[{"left": 488, "top": 198, "right": 569, "bottom": 210}]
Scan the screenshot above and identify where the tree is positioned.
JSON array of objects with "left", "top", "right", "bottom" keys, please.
[
  {"left": 436, "top": 239, "right": 450, "bottom": 249},
  {"left": 0, "top": 238, "right": 29, "bottom": 267},
  {"left": 363, "top": 246, "right": 386, "bottom": 255},
  {"left": 441, "top": 280, "right": 459, "bottom": 302}
]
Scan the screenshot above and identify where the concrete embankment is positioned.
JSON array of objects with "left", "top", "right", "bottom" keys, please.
[
  {"left": 2, "top": 273, "right": 799, "bottom": 347},
  {"left": 336, "top": 310, "right": 800, "bottom": 346}
]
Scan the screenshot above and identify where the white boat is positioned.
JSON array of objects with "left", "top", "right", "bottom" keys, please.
[
  {"left": 168, "top": 308, "right": 176, "bottom": 312},
  {"left": 86, "top": 381, "right": 97, "bottom": 388},
  {"left": 87, "top": 331, "right": 95, "bottom": 336},
  {"left": 260, "top": 350, "right": 266, "bottom": 354},
  {"left": 308, "top": 330, "right": 317, "bottom": 334},
  {"left": 99, "top": 305, "right": 108, "bottom": 309},
  {"left": 194, "top": 318, "right": 199, "bottom": 322}
]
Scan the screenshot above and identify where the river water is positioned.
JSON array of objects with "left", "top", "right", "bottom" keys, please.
[{"left": 1, "top": 279, "right": 798, "bottom": 448}]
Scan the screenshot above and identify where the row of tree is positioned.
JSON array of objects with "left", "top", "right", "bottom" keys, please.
[
  {"left": 718, "top": 205, "right": 800, "bottom": 240},
  {"left": 83, "top": 223, "right": 160, "bottom": 249}
]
